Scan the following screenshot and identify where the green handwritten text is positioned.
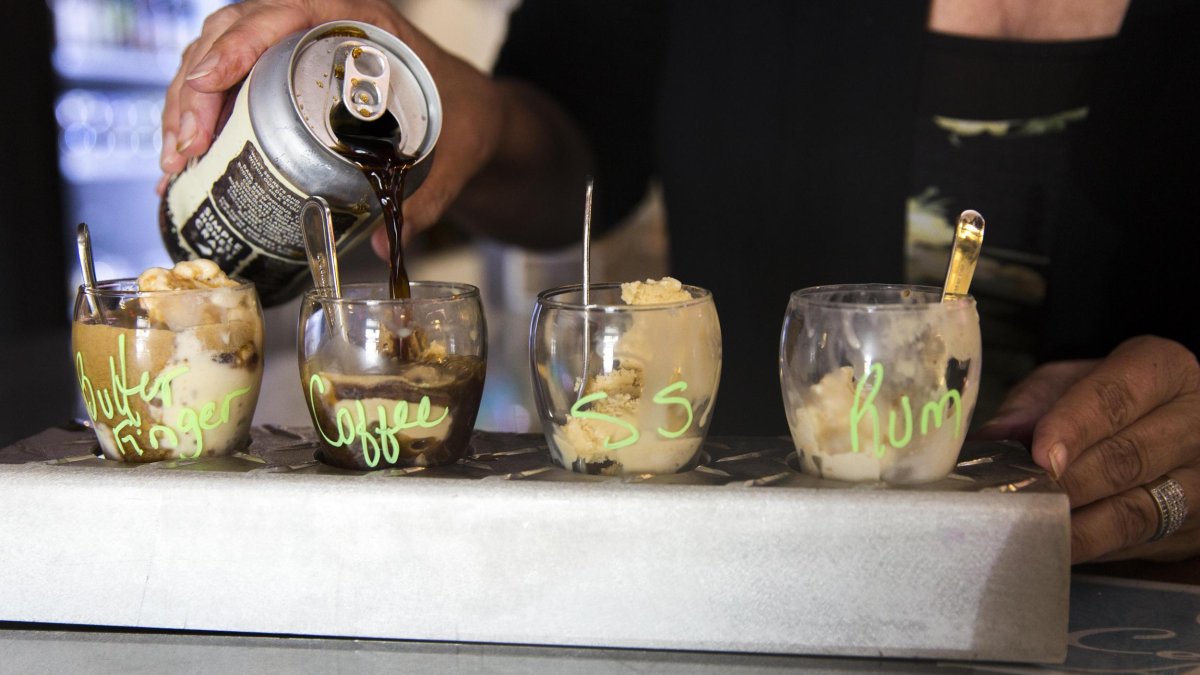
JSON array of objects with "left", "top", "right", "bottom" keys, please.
[
  {"left": 76, "top": 333, "right": 250, "bottom": 459},
  {"left": 568, "top": 380, "right": 696, "bottom": 450},
  {"left": 849, "top": 363, "right": 962, "bottom": 457},
  {"left": 652, "top": 381, "right": 694, "bottom": 439},
  {"left": 308, "top": 374, "right": 450, "bottom": 468},
  {"left": 570, "top": 392, "right": 640, "bottom": 450}
]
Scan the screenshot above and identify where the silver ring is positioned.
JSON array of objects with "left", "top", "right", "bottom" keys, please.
[{"left": 1143, "top": 476, "right": 1188, "bottom": 542}]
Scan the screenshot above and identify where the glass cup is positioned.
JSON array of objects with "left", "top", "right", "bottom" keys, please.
[
  {"left": 779, "top": 284, "right": 981, "bottom": 484},
  {"left": 530, "top": 283, "right": 722, "bottom": 476},
  {"left": 71, "top": 279, "right": 264, "bottom": 462},
  {"left": 299, "top": 282, "right": 487, "bottom": 470}
]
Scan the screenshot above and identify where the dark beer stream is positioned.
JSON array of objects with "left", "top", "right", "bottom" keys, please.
[
  {"left": 311, "top": 76, "right": 486, "bottom": 471},
  {"left": 329, "top": 105, "right": 414, "bottom": 300}
]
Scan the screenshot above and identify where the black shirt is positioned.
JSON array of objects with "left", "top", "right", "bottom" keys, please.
[{"left": 495, "top": 0, "right": 1200, "bottom": 435}]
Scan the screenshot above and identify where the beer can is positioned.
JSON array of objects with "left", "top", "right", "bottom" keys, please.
[{"left": 160, "top": 21, "right": 441, "bottom": 306}]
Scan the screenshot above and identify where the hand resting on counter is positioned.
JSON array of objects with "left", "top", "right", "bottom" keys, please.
[{"left": 976, "top": 336, "right": 1200, "bottom": 564}]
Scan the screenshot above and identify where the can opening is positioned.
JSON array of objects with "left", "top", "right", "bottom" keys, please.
[{"left": 290, "top": 32, "right": 432, "bottom": 163}]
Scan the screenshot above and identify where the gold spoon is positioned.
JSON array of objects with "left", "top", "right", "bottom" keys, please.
[{"left": 941, "top": 210, "right": 985, "bottom": 302}]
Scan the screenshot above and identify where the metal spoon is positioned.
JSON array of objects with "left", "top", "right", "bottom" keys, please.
[
  {"left": 301, "top": 196, "right": 351, "bottom": 347},
  {"left": 576, "top": 177, "right": 595, "bottom": 401},
  {"left": 300, "top": 196, "right": 341, "bottom": 297},
  {"left": 582, "top": 177, "right": 594, "bottom": 306},
  {"left": 75, "top": 222, "right": 102, "bottom": 319},
  {"left": 941, "top": 209, "right": 985, "bottom": 302}
]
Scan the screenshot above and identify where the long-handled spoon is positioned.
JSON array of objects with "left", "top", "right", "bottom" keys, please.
[
  {"left": 576, "top": 178, "right": 595, "bottom": 401},
  {"left": 582, "top": 177, "right": 594, "bottom": 307},
  {"left": 300, "top": 196, "right": 349, "bottom": 346},
  {"left": 300, "top": 196, "right": 341, "bottom": 297},
  {"left": 941, "top": 210, "right": 985, "bottom": 302},
  {"left": 76, "top": 222, "right": 102, "bottom": 319}
]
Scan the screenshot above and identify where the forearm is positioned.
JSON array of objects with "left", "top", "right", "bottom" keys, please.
[{"left": 448, "top": 78, "right": 594, "bottom": 250}]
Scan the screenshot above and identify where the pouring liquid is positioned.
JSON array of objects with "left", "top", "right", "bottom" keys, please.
[
  {"left": 330, "top": 104, "right": 430, "bottom": 359},
  {"left": 329, "top": 104, "right": 415, "bottom": 300}
]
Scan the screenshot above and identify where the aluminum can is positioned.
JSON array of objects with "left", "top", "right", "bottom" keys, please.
[{"left": 159, "top": 21, "right": 441, "bottom": 306}]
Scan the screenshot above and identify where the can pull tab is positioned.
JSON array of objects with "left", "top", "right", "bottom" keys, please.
[{"left": 342, "top": 45, "right": 391, "bottom": 122}]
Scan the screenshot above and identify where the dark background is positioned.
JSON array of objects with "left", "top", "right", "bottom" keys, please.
[{"left": 0, "top": 2, "right": 73, "bottom": 447}]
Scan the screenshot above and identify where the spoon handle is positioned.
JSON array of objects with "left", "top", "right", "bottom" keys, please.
[
  {"left": 300, "top": 196, "right": 341, "bottom": 297},
  {"left": 577, "top": 177, "right": 594, "bottom": 402},
  {"left": 581, "top": 177, "right": 593, "bottom": 306},
  {"left": 76, "top": 223, "right": 98, "bottom": 289},
  {"left": 941, "top": 210, "right": 985, "bottom": 302},
  {"left": 76, "top": 222, "right": 102, "bottom": 318}
]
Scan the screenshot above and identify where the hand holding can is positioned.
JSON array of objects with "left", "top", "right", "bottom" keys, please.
[
  {"left": 160, "top": 3, "right": 509, "bottom": 303},
  {"left": 160, "top": 20, "right": 444, "bottom": 305}
]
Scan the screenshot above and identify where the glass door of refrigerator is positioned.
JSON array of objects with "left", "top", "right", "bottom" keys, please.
[{"left": 51, "top": 0, "right": 231, "bottom": 290}]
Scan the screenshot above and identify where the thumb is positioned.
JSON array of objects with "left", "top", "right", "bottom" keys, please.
[
  {"left": 186, "top": 8, "right": 317, "bottom": 93},
  {"left": 972, "top": 360, "right": 1098, "bottom": 445}
]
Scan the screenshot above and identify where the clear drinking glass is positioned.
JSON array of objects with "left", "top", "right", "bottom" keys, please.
[
  {"left": 71, "top": 279, "right": 264, "bottom": 462},
  {"left": 299, "top": 282, "right": 487, "bottom": 470},
  {"left": 530, "top": 283, "right": 722, "bottom": 476},
  {"left": 779, "top": 284, "right": 981, "bottom": 485}
]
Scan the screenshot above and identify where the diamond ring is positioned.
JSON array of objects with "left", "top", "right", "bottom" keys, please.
[{"left": 1143, "top": 476, "right": 1188, "bottom": 542}]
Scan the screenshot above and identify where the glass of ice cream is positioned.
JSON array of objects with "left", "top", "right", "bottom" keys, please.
[
  {"left": 71, "top": 260, "right": 264, "bottom": 462},
  {"left": 779, "top": 284, "right": 981, "bottom": 485},
  {"left": 531, "top": 277, "right": 722, "bottom": 476},
  {"left": 299, "top": 282, "right": 487, "bottom": 470}
]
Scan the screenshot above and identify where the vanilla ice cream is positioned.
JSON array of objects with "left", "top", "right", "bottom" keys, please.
[
  {"left": 549, "top": 277, "right": 721, "bottom": 476},
  {"left": 72, "top": 261, "right": 263, "bottom": 462},
  {"left": 783, "top": 296, "right": 980, "bottom": 485}
]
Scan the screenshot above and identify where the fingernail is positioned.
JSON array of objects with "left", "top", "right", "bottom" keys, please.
[
  {"left": 186, "top": 53, "right": 220, "bottom": 81},
  {"left": 1049, "top": 442, "right": 1068, "bottom": 480},
  {"left": 176, "top": 111, "right": 197, "bottom": 153},
  {"left": 160, "top": 130, "right": 177, "bottom": 171}
]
